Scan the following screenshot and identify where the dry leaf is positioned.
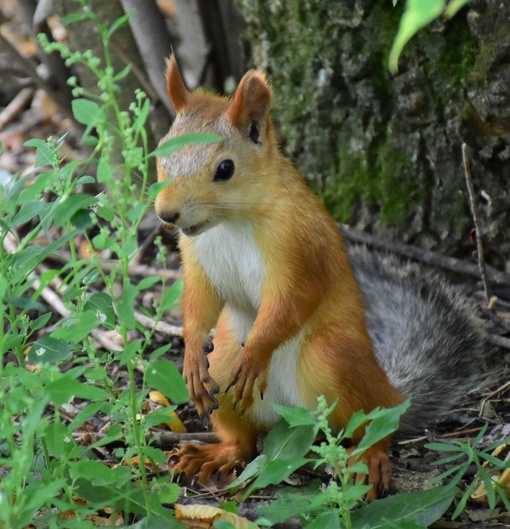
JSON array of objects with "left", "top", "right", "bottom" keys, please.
[
  {"left": 175, "top": 504, "right": 259, "bottom": 529},
  {"left": 149, "top": 390, "right": 187, "bottom": 433},
  {"left": 471, "top": 441, "right": 510, "bottom": 504}
]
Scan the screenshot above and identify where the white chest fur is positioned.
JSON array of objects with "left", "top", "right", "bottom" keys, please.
[
  {"left": 189, "top": 221, "right": 304, "bottom": 426},
  {"left": 191, "top": 222, "right": 266, "bottom": 311}
]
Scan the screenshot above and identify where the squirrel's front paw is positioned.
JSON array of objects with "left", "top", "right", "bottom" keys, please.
[
  {"left": 226, "top": 352, "right": 269, "bottom": 413},
  {"left": 348, "top": 444, "right": 392, "bottom": 501},
  {"left": 183, "top": 343, "right": 219, "bottom": 418}
]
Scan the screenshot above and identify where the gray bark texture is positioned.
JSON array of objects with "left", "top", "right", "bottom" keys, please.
[{"left": 235, "top": 0, "right": 510, "bottom": 267}]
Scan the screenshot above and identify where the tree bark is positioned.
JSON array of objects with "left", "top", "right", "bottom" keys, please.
[{"left": 235, "top": 0, "right": 510, "bottom": 267}]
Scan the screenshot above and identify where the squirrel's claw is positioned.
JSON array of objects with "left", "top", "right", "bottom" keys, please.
[
  {"left": 227, "top": 354, "right": 269, "bottom": 413},
  {"left": 184, "top": 351, "right": 220, "bottom": 416},
  {"left": 348, "top": 444, "right": 392, "bottom": 501}
]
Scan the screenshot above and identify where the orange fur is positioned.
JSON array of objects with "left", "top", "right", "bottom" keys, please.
[{"left": 156, "top": 56, "right": 404, "bottom": 498}]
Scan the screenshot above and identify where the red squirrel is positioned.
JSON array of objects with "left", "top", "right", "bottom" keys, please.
[{"left": 154, "top": 57, "right": 489, "bottom": 498}]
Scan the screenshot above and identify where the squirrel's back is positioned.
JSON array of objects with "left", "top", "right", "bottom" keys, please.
[{"left": 349, "top": 246, "right": 490, "bottom": 437}]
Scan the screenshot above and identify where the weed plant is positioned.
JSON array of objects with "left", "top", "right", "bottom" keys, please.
[{"left": 0, "top": 2, "right": 506, "bottom": 528}]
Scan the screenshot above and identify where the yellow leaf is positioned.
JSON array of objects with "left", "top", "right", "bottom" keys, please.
[
  {"left": 471, "top": 442, "right": 510, "bottom": 504},
  {"left": 149, "top": 390, "right": 187, "bottom": 433},
  {"left": 149, "top": 390, "right": 171, "bottom": 406},
  {"left": 175, "top": 504, "right": 259, "bottom": 529}
]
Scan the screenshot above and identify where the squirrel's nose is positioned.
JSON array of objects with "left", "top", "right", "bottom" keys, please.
[{"left": 158, "top": 210, "right": 180, "bottom": 225}]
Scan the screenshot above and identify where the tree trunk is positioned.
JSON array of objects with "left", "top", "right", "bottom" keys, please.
[{"left": 235, "top": 0, "right": 510, "bottom": 268}]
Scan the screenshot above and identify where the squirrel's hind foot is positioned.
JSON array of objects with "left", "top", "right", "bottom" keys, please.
[{"left": 169, "top": 442, "right": 247, "bottom": 489}]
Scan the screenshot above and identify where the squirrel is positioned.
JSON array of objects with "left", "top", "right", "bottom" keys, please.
[{"left": 154, "top": 57, "right": 490, "bottom": 499}]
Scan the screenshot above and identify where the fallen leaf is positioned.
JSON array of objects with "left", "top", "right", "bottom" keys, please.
[{"left": 175, "top": 504, "right": 259, "bottom": 529}]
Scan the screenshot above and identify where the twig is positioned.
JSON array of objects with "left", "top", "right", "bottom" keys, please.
[
  {"left": 462, "top": 143, "right": 492, "bottom": 304},
  {"left": 151, "top": 432, "right": 218, "bottom": 446},
  {"left": 135, "top": 311, "right": 183, "bottom": 337},
  {"left": 100, "top": 260, "right": 182, "bottom": 280},
  {"left": 480, "top": 307, "right": 510, "bottom": 333},
  {"left": 0, "top": 87, "right": 34, "bottom": 130},
  {"left": 486, "top": 334, "right": 510, "bottom": 350},
  {"left": 484, "top": 380, "right": 510, "bottom": 400},
  {"left": 340, "top": 225, "right": 510, "bottom": 285},
  {"left": 0, "top": 26, "right": 75, "bottom": 122},
  {"left": 3, "top": 232, "right": 122, "bottom": 351}
]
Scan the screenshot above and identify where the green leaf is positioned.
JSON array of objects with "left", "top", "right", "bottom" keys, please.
[
  {"left": 12, "top": 199, "right": 45, "bottom": 226},
  {"left": 444, "top": 0, "right": 470, "bottom": 18},
  {"left": 107, "top": 13, "right": 131, "bottom": 38},
  {"left": 160, "top": 279, "right": 184, "bottom": 311},
  {"left": 72, "top": 98, "right": 103, "bottom": 127},
  {"left": 73, "top": 459, "right": 131, "bottom": 487},
  {"left": 151, "top": 133, "right": 222, "bottom": 157},
  {"left": 144, "top": 407, "right": 179, "bottom": 428},
  {"left": 28, "top": 335, "right": 71, "bottom": 364},
  {"left": 357, "top": 400, "right": 410, "bottom": 452},
  {"left": 304, "top": 511, "right": 341, "bottom": 529},
  {"left": 229, "top": 455, "right": 268, "bottom": 489},
  {"left": 144, "top": 446, "right": 168, "bottom": 464},
  {"left": 137, "top": 276, "right": 161, "bottom": 291},
  {"left": 30, "top": 312, "right": 52, "bottom": 332},
  {"left": 389, "top": 0, "right": 445, "bottom": 73},
  {"left": 25, "top": 138, "right": 54, "bottom": 167},
  {"left": 4, "top": 295, "right": 46, "bottom": 312},
  {"left": 18, "top": 172, "right": 52, "bottom": 203},
  {"left": 263, "top": 419, "right": 315, "bottom": 460},
  {"left": 249, "top": 456, "right": 309, "bottom": 492},
  {"left": 51, "top": 311, "right": 102, "bottom": 342},
  {"left": 61, "top": 12, "right": 89, "bottom": 24},
  {"left": 54, "top": 193, "right": 97, "bottom": 227},
  {"left": 232, "top": 420, "right": 315, "bottom": 497},
  {"left": 149, "top": 344, "right": 172, "bottom": 361},
  {"left": 350, "top": 484, "right": 458, "bottom": 529},
  {"left": 45, "top": 375, "right": 109, "bottom": 404},
  {"left": 76, "top": 175, "right": 96, "bottom": 185},
  {"left": 256, "top": 481, "right": 330, "bottom": 524},
  {"left": 148, "top": 179, "right": 174, "bottom": 201},
  {"left": 97, "top": 157, "right": 113, "bottom": 183},
  {"left": 273, "top": 404, "right": 316, "bottom": 427},
  {"left": 118, "top": 281, "right": 138, "bottom": 329},
  {"left": 68, "top": 401, "right": 108, "bottom": 432},
  {"left": 134, "top": 98, "right": 151, "bottom": 132},
  {"left": 44, "top": 420, "right": 77, "bottom": 458},
  {"left": 145, "top": 359, "right": 188, "bottom": 404},
  {"left": 84, "top": 292, "right": 116, "bottom": 328},
  {"left": 74, "top": 477, "right": 147, "bottom": 516}
]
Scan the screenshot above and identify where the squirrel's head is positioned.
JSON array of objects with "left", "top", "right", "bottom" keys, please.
[{"left": 155, "top": 56, "right": 276, "bottom": 237}]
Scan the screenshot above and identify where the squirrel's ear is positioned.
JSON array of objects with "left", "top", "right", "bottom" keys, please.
[
  {"left": 166, "top": 56, "right": 190, "bottom": 114},
  {"left": 227, "top": 71, "right": 272, "bottom": 137}
]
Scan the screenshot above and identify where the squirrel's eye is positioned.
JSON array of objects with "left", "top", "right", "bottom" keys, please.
[{"left": 214, "top": 159, "right": 235, "bottom": 182}]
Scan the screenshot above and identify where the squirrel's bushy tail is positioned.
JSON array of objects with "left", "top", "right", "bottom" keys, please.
[{"left": 349, "top": 246, "right": 491, "bottom": 437}]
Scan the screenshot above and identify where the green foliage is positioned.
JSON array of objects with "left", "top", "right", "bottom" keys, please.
[
  {"left": 237, "top": 397, "right": 468, "bottom": 528},
  {"left": 426, "top": 424, "right": 510, "bottom": 518},
  {"left": 0, "top": 2, "right": 189, "bottom": 526},
  {"left": 390, "top": 0, "right": 471, "bottom": 72}
]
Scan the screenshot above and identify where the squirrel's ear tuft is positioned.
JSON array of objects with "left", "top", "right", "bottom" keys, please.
[
  {"left": 227, "top": 71, "right": 272, "bottom": 131},
  {"left": 166, "top": 56, "right": 190, "bottom": 114}
]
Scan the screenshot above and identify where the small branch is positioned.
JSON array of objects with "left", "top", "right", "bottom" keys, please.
[
  {"left": 486, "top": 334, "right": 510, "bottom": 351},
  {"left": 135, "top": 311, "right": 183, "bottom": 337},
  {"left": 462, "top": 143, "right": 492, "bottom": 304},
  {"left": 100, "top": 261, "right": 182, "bottom": 280},
  {"left": 0, "top": 87, "right": 34, "bottom": 130},
  {"left": 0, "top": 26, "right": 75, "bottom": 122},
  {"left": 340, "top": 225, "right": 510, "bottom": 285},
  {"left": 151, "top": 432, "right": 219, "bottom": 446}
]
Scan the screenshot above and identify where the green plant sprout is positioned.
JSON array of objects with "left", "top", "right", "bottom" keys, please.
[{"left": 390, "top": 0, "right": 471, "bottom": 72}]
